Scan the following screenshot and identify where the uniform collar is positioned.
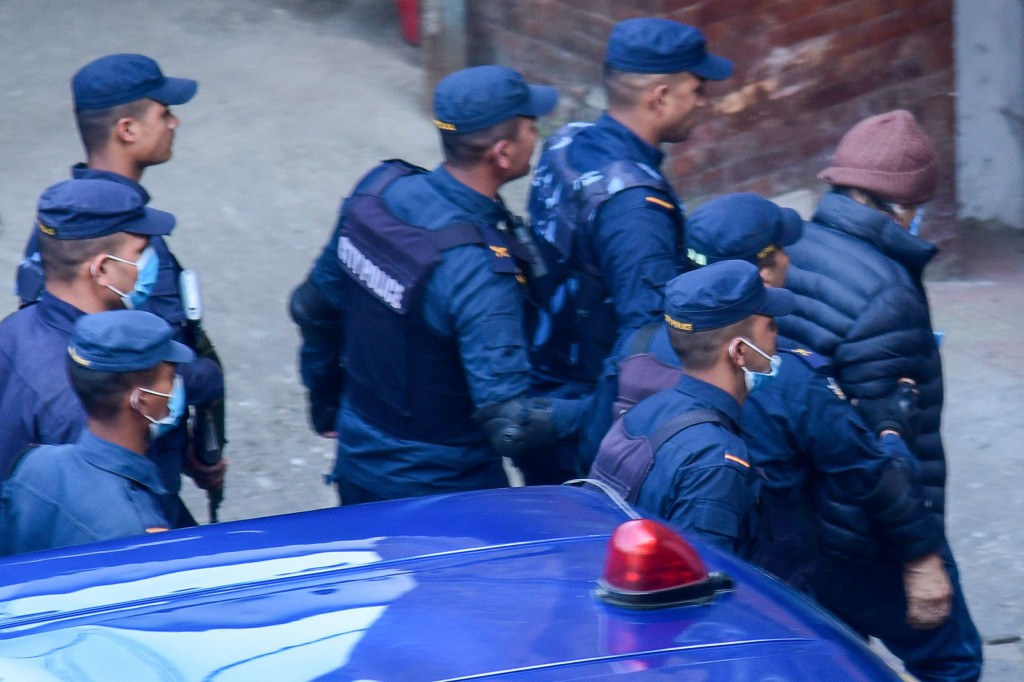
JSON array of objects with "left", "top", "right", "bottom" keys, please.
[
  {"left": 595, "top": 112, "right": 665, "bottom": 170},
  {"left": 427, "top": 165, "right": 508, "bottom": 224},
  {"left": 76, "top": 431, "right": 167, "bottom": 494},
  {"left": 36, "top": 291, "right": 87, "bottom": 334},
  {"left": 673, "top": 373, "right": 742, "bottom": 429},
  {"left": 70, "top": 164, "right": 151, "bottom": 204},
  {"left": 814, "top": 192, "right": 937, "bottom": 278}
]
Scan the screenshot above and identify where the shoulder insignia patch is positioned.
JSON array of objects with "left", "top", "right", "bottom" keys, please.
[
  {"left": 145, "top": 527, "right": 169, "bottom": 533},
  {"left": 790, "top": 348, "right": 813, "bottom": 356},
  {"left": 489, "top": 245, "right": 510, "bottom": 258},
  {"left": 724, "top": 453, "right": 750, "bottom": 468},
  {"left": 645, "top": 196, "right": 674, "bottom": 210}
]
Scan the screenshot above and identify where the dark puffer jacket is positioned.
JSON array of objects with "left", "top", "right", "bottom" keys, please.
[{"left": 779, "top": 191, "right": 945, "bottom": 529}]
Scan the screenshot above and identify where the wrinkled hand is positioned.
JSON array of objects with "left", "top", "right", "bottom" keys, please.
[
  {"left": 903, "top": 553, "right": 953, "bottom": 629},
  {"left": 184, "top": 452, "right": 228, "bottom": 491}
]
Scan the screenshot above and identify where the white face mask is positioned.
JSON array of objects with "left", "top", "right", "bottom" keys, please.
[{"left": 731, "top": 337, "right": 781, "bottom": 393}]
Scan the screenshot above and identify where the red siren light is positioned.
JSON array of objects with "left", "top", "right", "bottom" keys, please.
[{"left": 596, "top": 519, "right": 733, "bottom": 609}]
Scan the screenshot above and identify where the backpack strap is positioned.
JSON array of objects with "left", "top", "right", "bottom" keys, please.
[
  {"left": 623, "top": 322, "right": 663, "bottom": 357},
  {"left": 649, "top": 407, "right": 723, "bottom": 453}
]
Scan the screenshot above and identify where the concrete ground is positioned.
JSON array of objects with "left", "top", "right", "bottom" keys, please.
[{"left": 0, "top": 1, "right": 1021, "bottom": 678}]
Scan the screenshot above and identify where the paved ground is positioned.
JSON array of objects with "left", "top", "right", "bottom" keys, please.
[{"left": 0, "top": 1, "right": 1021, "bottom": 678}]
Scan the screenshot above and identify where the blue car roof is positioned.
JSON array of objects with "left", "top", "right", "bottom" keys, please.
[{"left": 0, "top": 486, "right": 898, "bottom": 681}]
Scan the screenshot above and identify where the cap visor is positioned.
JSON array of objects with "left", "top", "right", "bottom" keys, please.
[
  {"left": 758, "top": 287, "right": 796, "bottom": 318},
  {"left": 777, "top": 208, "right": 805, "bottom": 247},
  {"left": 123, "top": 206, "right": 176, "bottom": 236},
  {"left": 163, "top": 340, "right": 195, "bottom": 365},
  {"left": 689, "top": 53, "right": 734, "bottom": 81},
  {"left": 149, "top": 77, "right": 197, "bottom": 106},
  {"left": 520, "top": 84, "right": 558, "bottom": 118}
]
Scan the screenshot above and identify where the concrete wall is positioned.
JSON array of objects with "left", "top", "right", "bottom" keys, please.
[
  {"left": 465, "top": 0, "right": 960, "bottom": 241},
  {"left": 955, "top": 0, "right": 1024, "bottom": 229}
]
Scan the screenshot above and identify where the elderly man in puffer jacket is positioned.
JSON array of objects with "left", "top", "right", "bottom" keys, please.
[{"left": 779, "top": 110, "right": 983, "bottom": 682}]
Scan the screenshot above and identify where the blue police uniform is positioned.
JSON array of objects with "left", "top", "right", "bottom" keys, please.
[
  {"left": 681, "top": 191, "right": 983, "bottom": 681},
  {"left": 0, "top": 432, "right": 170, "bottom": 555},
  {"left": 303, "top": 163, "right": 581, "bottom": 500},
  {"left": 0, "top": 293, "right": 87, "bottom": 476},
  {"left": 527, "top": 113, "right": 686, "bottom": 387},
  {"left": 525, "top": 18, "right": 733, "bottom": 391},
  {"left": 742, "top": 349, "right": 943, "bottom": 583},
  {"left": 15, "top": 166, "right": 224, "bottom": 515},
  {"left": 294, "top": 66, "right": 582, "bottom": 502},
  {"left": 627, "top": 374, "right": 756, "bottom": 554}
]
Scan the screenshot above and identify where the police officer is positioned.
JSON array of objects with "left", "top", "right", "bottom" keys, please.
[
  {"left": 526, "top": 17, "right": 733, "bottom": 394},
  {"left": 777, "top": 111, "right": 982, "bottom": 681},
  {"left": 0, "top": 179, "right": 175, "bottom": 473},
  {"left": 14, "top": 54, "right": 225, "bottom": 525},
  {"left": 686, "top": 195, "right": 979, "bottom": 675},
  {"left": 290, "top": 66, "right": 584, "bottom": 503},
  {"left": 593, "top": 260, "right": 794, "bottom": 554},
  {"left": 1, "top": 310, "right": 193, "bottom": 555}
]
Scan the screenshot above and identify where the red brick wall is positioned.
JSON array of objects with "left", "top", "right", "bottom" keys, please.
[{"left": 467, "top": 0, "right": 956, "bottom": 241}]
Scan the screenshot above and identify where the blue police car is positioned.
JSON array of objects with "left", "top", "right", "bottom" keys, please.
[{"left": 0, "top": 485, "right": 900, "bottom": 680}]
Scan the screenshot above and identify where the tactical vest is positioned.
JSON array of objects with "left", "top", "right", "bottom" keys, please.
[
  {"left": 526, "top": 123, "right": 686, "bottom": 387},
  {"left": 338, "top": 160, "right": 523, "bottom": 445}
]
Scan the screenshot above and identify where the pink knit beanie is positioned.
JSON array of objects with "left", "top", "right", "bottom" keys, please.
[{"left": 818, "top": 110, "right": 938, "bottom": 204}]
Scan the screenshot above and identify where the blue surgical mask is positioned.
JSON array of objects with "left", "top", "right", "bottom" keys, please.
[
  {"left": 734, "top": 338, "right": 781, "bottom": 393},
  {"left": 133, "top": 375, "right": 185, "bottom": 439},
  {"left": 103, "top": 245, "right": 159, "bottom": 309}
]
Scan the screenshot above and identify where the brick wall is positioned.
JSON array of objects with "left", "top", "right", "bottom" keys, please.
[{"left": 466, "top": 0, "right": 957, "bottom": 242}]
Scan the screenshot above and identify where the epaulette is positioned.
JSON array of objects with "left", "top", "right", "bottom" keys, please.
[
  {"left": 781, "top": 347, "right": 831, "bottom": 371},
  {"left": 782, "top": 348, "right": 846, "bottom": 400}
]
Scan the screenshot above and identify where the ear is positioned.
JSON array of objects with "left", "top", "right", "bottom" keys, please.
[
  {"left": 88, "top": 253, "right": 110, "bottom": 283},
  {"left": 113, "top": 116, "right": 136, "bottom": 143},
  {"left": 758, "top": 265, "right": 776, "bottom": 288},
  {"left": 648, "top": 83, "right": 671, "bottom": 113},
  {"left": 492, "top": 138, "right": 513, "bottom": 171},
  {"left": 727, "top": 337, "right": 751, "bottom": 369}
]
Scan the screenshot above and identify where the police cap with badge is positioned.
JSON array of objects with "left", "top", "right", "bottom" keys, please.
[
  {"left": 36, "top": 178, "right": 175, "bottom": 240},
  {"left": 432, "top": 65, "right": 557, "bottom": 133},
  {"left": 685, "top": 193, "right": 803, "bottom": 266},
  {"left": 663, "top": 260, "right": 795, "bottom": 332},
  {"left": 69, "top": 310, "right": 194, "bottom": 373},
  {"left": 605, "top": 17, "right": 733, "bottom": 79}
]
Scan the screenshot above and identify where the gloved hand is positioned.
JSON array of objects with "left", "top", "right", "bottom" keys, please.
[
  {"left": 903, "top": 552, "right": 953, "bottom": 629},
  {"left": 184, "top": 451, "right": 228, "bottom": 491},
  {"left": 854, "top": 378, "right": 920, "bottom": 441}
]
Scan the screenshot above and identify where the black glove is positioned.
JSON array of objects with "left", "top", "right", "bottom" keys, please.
[{"left": 855, "top": 379, "right": 920, "bottom": 442}]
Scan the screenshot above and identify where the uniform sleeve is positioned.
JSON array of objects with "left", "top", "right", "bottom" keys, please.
[
  {"left": 743, "top": 363, "right": 941, "bottom": 563},
  {"left": 292, "top": 214, "right": 349, "bottom": 433},
  {"left": 591, "top": 187, "right": 681, "bottom": 336},
  {"left": 424, "top": 246, "right": 531, "bottom": 407},
  {"left": 0, "top": 479, "right": 65, "bottom": 555},
  {"left": 659, "top": 441, "right": 755, "bottom": 555}
]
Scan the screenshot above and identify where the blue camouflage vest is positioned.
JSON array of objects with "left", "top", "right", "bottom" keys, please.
[{"left": 526, "top": 123, "right": 685, "bottom": 387}]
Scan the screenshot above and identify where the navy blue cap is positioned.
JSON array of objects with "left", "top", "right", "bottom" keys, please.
[
  {"left": 73, "top": 54, "right": 197, "bottom": 111},
  {"left": 605, "top": 18, "right": 733, "bottom": 80},
  {"left": 69, "top": 310, "right": 194, "bottom": 372},
  {"left": 664, "top": 260, "right": 795, "bottom": 332},
  {"left": 37, "top": 179, "right": 175, "bottom": 240},
  {"left": 433, "top": 65, "right": 557, "bottom": 134},
  {"left": 686, "top": 193, "right": 804, "bottom": 265}
]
